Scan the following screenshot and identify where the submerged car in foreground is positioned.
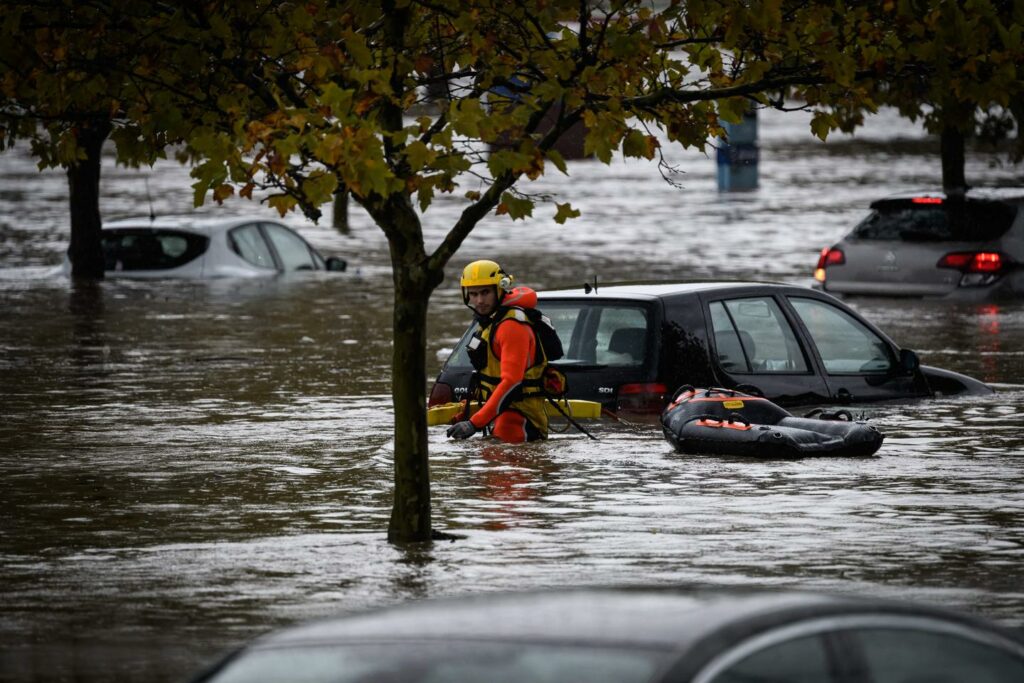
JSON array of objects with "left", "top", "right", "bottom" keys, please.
[
  {"left": 814, "top": 189, "right": 1024, "bottom": 300},
  {"left": 63, "top": 215, "right": 347, "bottom": 278},
  {"left": 190, "top": 586, "right": 1024, "bottom": 683},
  {"left": 429, "top": 281, "right": 991, "bottom": 416}
]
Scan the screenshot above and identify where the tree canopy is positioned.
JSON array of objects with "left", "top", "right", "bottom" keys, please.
[
  {"left": 4, "top": 0, "right": 1022, "bottom": 541},
  {"left": 854, "top": 0, "right": 1024, "bottom": 190}
]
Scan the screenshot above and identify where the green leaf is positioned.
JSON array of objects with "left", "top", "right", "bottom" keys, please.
[
  {"left": 496, "top": 192, "right": 533, "bottom": 220},
  {"left": 553, "top": 202, "right": 581, "bottom": 224},
  {"left": 546, "top": 149, "right": 568, "bottom": 175},
  {"left": 301, "top": 172, "right": 339, "bottom": 206},
  {"left": 268, "top": 194, "right": 298, "bottom": 216},
  {"left": 810, "top": 112, "right": 834, "bottom": 141},
  {"left": 622, "top": 130, "right": 658, "bottom": 159}
]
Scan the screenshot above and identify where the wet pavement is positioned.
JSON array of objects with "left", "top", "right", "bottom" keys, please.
[{"left": 2, "top": 107, "right": 1023, "bottom": 682}]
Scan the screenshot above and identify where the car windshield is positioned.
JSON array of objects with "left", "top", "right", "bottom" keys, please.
[
  {"left": 850, "top": 200, "right": 1017, "bottom": 242},
  {"left": 202, "top": 641, "right": 669, "bottom": 683},
  {"left": 444, "top": 301, "right": 651, "bottom": 369},
  {"left": 103, "top": 229, "right": 208, "bottom": 271}
]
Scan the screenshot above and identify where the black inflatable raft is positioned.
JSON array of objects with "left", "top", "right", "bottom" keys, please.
[{"left": 661, "top": 387, "right": 884, "bottom": 458}]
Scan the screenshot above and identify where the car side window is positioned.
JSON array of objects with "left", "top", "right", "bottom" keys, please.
[
  {"left": 707, "top": 634, "right": 836, "bottom": 683},
  {"left": 229, "top": 224, "right": 276, "bottom": 269},
  {"left": 710, "top": 298, "right": 808, "bottom": 373},
  {"left": 789, "top": 297, "right": 894, "bottom": 374},
  {"left": 263, "top": 223, "right": 317, "bottom": 271},
  {"left": 850, "top": 627, "right": 1024, "bottom": 683},
  {"left": 103, "top": 231, "right": 208, "bottom": 271}
]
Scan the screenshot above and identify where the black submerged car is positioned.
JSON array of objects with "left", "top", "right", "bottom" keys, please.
[
  {"left": 428, "top": 281, "right": 991, "bottom": 414},
  {"left": 190, "top": 586, "right": 1024, "bottom": 683}
]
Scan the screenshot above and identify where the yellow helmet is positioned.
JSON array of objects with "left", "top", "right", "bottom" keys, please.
[{"left": 460, "top": 259, "right": 513, "bottom": 302}]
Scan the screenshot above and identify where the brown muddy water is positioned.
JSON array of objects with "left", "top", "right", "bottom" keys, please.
[{"left": 2, "top": 107, "right": 1024, "bottom": 682}]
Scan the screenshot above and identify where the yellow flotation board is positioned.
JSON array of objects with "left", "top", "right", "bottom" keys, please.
[{"left": 427, "top": 399, "right": 603, "bottom": 426}]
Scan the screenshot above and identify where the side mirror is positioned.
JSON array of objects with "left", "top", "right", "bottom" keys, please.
[
  {"left": 899, "top": 348, "right": 920, "bottom": 374},
  {"left": 325, "top": 256, "right": 347, "bottom": 272}
]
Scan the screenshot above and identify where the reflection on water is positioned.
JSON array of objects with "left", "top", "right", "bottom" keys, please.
[{"left": 3, "top": 107, "right": 1024, "bottom": 682}]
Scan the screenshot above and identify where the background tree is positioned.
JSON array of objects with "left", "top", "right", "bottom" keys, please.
[
  {"left": 832, "top": 1, "right": 1024, "bottom": 193},
  {"left": 0, "top": 2, "right": 189, "bottom": 277},
  {"left": 9, "top": 1, "right": 1014, "bottom": 543}
]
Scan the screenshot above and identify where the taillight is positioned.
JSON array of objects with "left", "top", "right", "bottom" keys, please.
[
  {"left": 937, "top": 252, "right": 1005, "bottom": 273},
  {"left": 814, "top": 246, "right": 844, "bottom": 282},
  {"left": 911, "top": 196, "right": 943, "bottom": 204},
  {"left": 617, "top": 383, "right": 668, "bottom": 414},
  {"left": 937, "top": 251, "right": 1010, "bottom": 287},
  {"left": 428, "top": 381, "right": 454, "bottom": 407}
]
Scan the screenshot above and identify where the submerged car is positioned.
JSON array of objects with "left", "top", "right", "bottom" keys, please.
[
  {"left": 814, "top": 189, "right": 1024, "bottom": 299},
  {"left": 64, "top": 215, "right": 347, "bottom": 278},
  {"left": 189, "top": 586, "right": 1024, "bottom": 683},
  {"left": 429, "top": 281, "right": 991, "bottom": 415}
]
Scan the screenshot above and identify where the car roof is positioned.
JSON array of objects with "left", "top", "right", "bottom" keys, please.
[
  {"left": 870, "top": 188, "right": 1024, "bottom": 205},
  {"left": 102, "top": 215, "right": 287, "bottom": 234},
  {"left": 539, "top": 280, "right": 801, "bottom": 300},
  {"left": 246, "top": 586, "right": 1008, "bottom": 652}
]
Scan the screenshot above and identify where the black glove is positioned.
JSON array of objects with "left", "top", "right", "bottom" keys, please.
[{"left": 447, "top": 420, "right": 477, "bottom": 439}]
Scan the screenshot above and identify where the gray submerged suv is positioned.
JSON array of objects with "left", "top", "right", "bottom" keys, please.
[{"left": 814, "top": 190, "right": 1024, "bottom": 300}]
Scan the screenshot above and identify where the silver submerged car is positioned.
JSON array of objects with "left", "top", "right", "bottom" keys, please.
[
  {"left": 189, "top": 586, "right": 1024, "bottom": 683},
  {"left": 63, "top": 215, "right": 347, "bottom": 278},
  {"left": 814, "top": 190, "right": 1024, "bottom": 300}
]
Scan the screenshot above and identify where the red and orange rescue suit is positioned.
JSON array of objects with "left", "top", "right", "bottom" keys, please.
[{"left": 466, "top": 287, "right": 550, "bottom": 443}]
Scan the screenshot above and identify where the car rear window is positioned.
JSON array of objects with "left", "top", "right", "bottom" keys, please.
[
  {"left": 444, "top": 301, "right": 651, "bottom": 369},
  {"left": 103, "top": 229, "right": 209, "bottom": 271},
  {"left": 851, "top": 199, "right": 1017, "bottom": 242}
]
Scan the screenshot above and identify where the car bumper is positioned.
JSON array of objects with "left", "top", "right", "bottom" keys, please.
[{"left": 822, "top": 273, "right": 1024, "bottom": 301}]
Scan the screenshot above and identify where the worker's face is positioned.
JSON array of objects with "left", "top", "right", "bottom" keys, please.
[{"left": 466, "top": 285, "right": 499, "bottom": 316}]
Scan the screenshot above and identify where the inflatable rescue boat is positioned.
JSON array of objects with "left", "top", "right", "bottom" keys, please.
[{"left": 661, "top": 387, "right": 884, "bottom": 458}]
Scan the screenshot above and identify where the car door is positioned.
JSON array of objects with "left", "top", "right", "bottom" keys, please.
[
  {"left": 785, "top": 295, "right": 925, "bottom": 403},
  {"left": 703, "top": 293, "right": 830, "bottom": 405}
]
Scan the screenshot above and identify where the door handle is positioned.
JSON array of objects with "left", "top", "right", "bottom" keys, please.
[{"left": 836, "top": 387, "right": 852, "bottom": 403}]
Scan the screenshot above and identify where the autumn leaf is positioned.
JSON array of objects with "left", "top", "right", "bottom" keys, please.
[{"left": 212, "top": 183, "right": 234, "bottom": 203}]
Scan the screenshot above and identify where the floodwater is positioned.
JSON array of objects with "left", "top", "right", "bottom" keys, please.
[{"left": 2, "top": 108, "right": 1024, "bottom": 682}]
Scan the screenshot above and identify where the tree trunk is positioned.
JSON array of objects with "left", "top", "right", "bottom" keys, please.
[
  {"left": 66, "top": 120, "right": 112, "bottom": 280},
  {"left": 940, "top": 123, "right": 968, "bottom": 196},
  {"left": 332, "top": 187, "right": 350, "bottom": 235},
  {"left": 387, "top": 261, "right": 435, "bottom": 543}
]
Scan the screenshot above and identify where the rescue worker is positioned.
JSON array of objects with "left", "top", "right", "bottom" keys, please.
[{"left": 446, "top": 260, "right": 555, "bottom": 443}]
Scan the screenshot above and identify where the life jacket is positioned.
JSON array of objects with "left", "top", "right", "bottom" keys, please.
[{"left": 466, "top": 289, "right": 563, "bottom": 436}]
